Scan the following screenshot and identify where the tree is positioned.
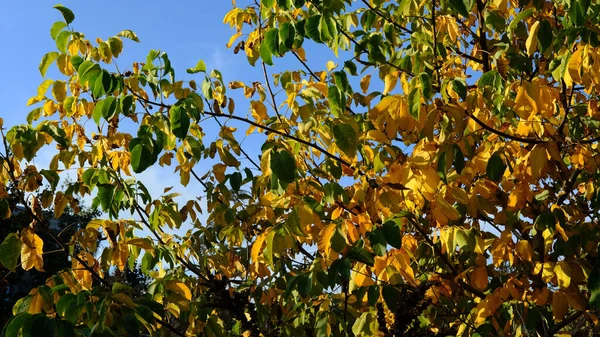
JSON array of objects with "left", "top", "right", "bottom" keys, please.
[
  {"left": 2, "top": 0, "right": 600, "bottom": 336},
  {"left": 0, "top": 190, "right": 100, "bottom": 327}
]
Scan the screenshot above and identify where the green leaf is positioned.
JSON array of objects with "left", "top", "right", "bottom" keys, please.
[
  {"left": 0, "top": 234, "right": 22, "bottom": 271},
  {"left": 537, "top": 20, "right": 553, "bottom": 53},
  {"left": 344, "top": 60, "right": 357, "bottom": 76},
  {"left": 328, "top": 86, "right": 343, "bottom": 117},
  {"left": 24, "top": 314, "right": 55, "bottom": 337},
  {"left": 39, "top": 52, "right": 59, "bottom": 77},
  {"left": 407, "top": 86, "right": 421, "bottom": 120},
  {"left": 318, "top": 16, "right": 332, "bottom": 43},
  {"left": 508, "top": 9, "right": 534, "bottom": 34},
  {"left": 486, "top": 152, "right": 506, "bottom": 182},
  {"left": 230, "top": 172, "right": 242, "bottom": 192},
  {"left": 262, "top": 0, "right": 275, "bottom": 8},
  {"left": 448, "top": 0, "right": 470, "bottom": 18},
  {"left": 97, "top": 184, "right": 115, "bottom": 212},
  {"left": 55, "top": 30, "right": 71, "bottom": 54},
  {"left": 382, "top": 285, "right": 401, "bottom": 311},
  {"left": 270, "top": 149, "right": 297, "bottom": 184},
  {"left": 453, "top": 144, "right": 465, "bottom": 174},
  {"left": 5, "top": 313, "right": 33, "bottom": 337},
  {"left": 346, "top": 246, "right": 374, "bottom": 266},
  {"left": 108, "top": 37, "right": 123, "bottom": 58},
  {"left": 334, "top": 71, "right": 350, "bottom": 93},
  {"left": 569, "top": 1, "right": 585, "bottom": 26},
  {"left": 265, "top": 28, "right": 281, "bottom": 57},
  {"left": 589, "top": 244, "right": 600, "bottom": 309},
  {"left": 437, "top": 151, "right": 447, "bottom": 184},
  {"left": 368, "top": 229, "right": 387, "bottom": 256},
  {"left": 451, "top": 78, "right": 467, "bottom": 100},
  {"left": 331, "top": 229, "right": 346, "bottom": 253},
  {"left": 352, "top": 312, "right": 374, "bottom": 337},
  {"left": 117, "top": 30, "right": 140, "bottom": 42},
  {"left": 50, "top": 21, "right": 67, "bottom": 40},
  {"left": 305, "top": 15, "right": 323, "bottom": 43},
  {"left": 535, "top": 211, "right": 556, "bottom": 231},
  {"left": 92, "top": 97, "right": 117, "bottom": 124},
  {"left": 455, "top": 229, "right": 476, "bottom": 251},
  {"left": 260, "top": 42, "right": 273, "bottom": 66},
  {"left": 382, "top": 221, "right": 402, "bottom": 249},
  {"left": 170, "top": 105, "right": 190, "bottom": 139},
  {"left": 333, "top": 124, "right": 357, "bottom": 157},
  {"left": 279, "top": 22, "right": 296, "bottom": 50},
  {"left": 367, "top": 285, "right": 380, "bottom": 306},
  {"left": 368, "top": 35, "right": 386, "bottom": 63},
  {"left": 120, "top": 95, "right": 135, "bottom": 116},
  {"left": 130, "top": 143, "right": 154, "bottom": 174},
  {"left": 53, "top": 5, "right": 75, "bottom": 24},
  {"left": 315, "top": 314, "right": 329, "bottom": 337},
  {"left": 419, "top": 72, "right": 432, "bottom": 100},
  {"left": 56, "top": 293, "right": 76, "bottom": 317},
  {"left": 78, "top": 62, "right": 101, "bottom": 86},
  {"left": 186, "top": 60, "right": 206, "bottom": 74}
]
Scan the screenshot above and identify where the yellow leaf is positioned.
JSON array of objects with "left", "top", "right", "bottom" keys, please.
[
  {"left": 227, "top": 32, "right": 242, "bottom": 48},
  {"left": 525, "top": 21, "right": 540, "bottom": 56},
  {"left": 166, "top": 281, "right": 192, "bottom": 301},
  {"left": 541, "top": 261, "right": 555, "bottom": 283},
  {"left": 21, "top": 229, "right": 44, "bottom": 272},
  {"left": 54, "top": 191, "right": 69, "bottom": 219},
  {"left": 251, "top": 232, "right": 267, "bottom": 263},
  {"left": 127, "top": 238, "right": 154, "bottom": 251},
  {"left": 352, "top": 264, "right": 375, "bottom": 289},
  {"left": 112, "top": 292, "right": 139, "bottom": 308},
  {"left": 360, "top": 75, "right": 371, "bottom": 94},
  {"left": 471, "top": 267, "right": 488, "bottom": 291},
  {"left": 251, "top": 101, "right": 268, "bottom": 122},
  {"left": 383, "top": 71, "right": 399, "bottom": 95},
  {"left": 552, "top": 290, "right": 569, "bottom": 322},
  {"left": 515, "top": 240, "right": 533, "bottom": 262},
  {"left": 326, "top": 60, "right": 337, "bottom": 72},
  {"left": 318, "top": 224, "right": 337, "bottom": 256},
  {"left": 554, "top": 261, "right": 571, "bottom": 290},
  {"left": 566, "top": 49, "right": 583, "bottom": 87},
  {"left": 72, "top": 252, "right": 94, "bottom": 289},
  {"left": 112, "top": 242, "right": 128, "bottom": 272},
  {"left": 529, "top": 145, "right": 548, "bottom": 180},
  {"left": 474, "top": 294, "right": 502, "bottom": 325},
  {"left": 52, "top": 80, "right": 67, "bottom": 103},
  {"left": 28, "top": 290, "right": 44, "bottom": 314}
]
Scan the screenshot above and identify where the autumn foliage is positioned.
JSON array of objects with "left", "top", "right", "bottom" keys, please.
[{"left": 2, "top": 0, "right": 600, "bottom": 336}]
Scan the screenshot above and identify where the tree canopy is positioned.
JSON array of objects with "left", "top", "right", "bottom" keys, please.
[{"left": 2, "top": 0, "right": 600, "bottom": 336}]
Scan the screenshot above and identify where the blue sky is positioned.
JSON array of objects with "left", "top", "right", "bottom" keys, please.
[{"left": 0, "top": 1, "right": 256, "bottom": 127}]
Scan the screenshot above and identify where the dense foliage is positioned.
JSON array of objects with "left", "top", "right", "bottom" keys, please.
[{"left": 2, "top": 0, "right": 600, "bottom": 336}]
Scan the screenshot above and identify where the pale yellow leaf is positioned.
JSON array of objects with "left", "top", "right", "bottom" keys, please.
[
  {"left": 383, "top": 72, "right": 398, "bottom": 95},
  {"left": 166, "top": 281, "right": 192, "bottom": 301},
  {"left": 525, "top": 21, "right": 540, "bottom": 56},
  {"left": 326, "top": 60, "right": 336, "bottom": 72},
  {"left": 251, "top": 101, "right": 268, "bottom": 122},
  {"left": 21, "top": 229, "right": 44, "bottom": 272}
]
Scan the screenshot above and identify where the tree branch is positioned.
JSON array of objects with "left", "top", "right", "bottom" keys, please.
[
  {"left": 452, "top": 105, "right": 546, "bottom": 144},
  {"left": 359, "top": 0, "right": 412, "bottom": 34}
]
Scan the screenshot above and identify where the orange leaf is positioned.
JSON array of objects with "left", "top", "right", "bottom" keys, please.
[{"left": 552, "top": 290, "right": 569, "bottom": 322}]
